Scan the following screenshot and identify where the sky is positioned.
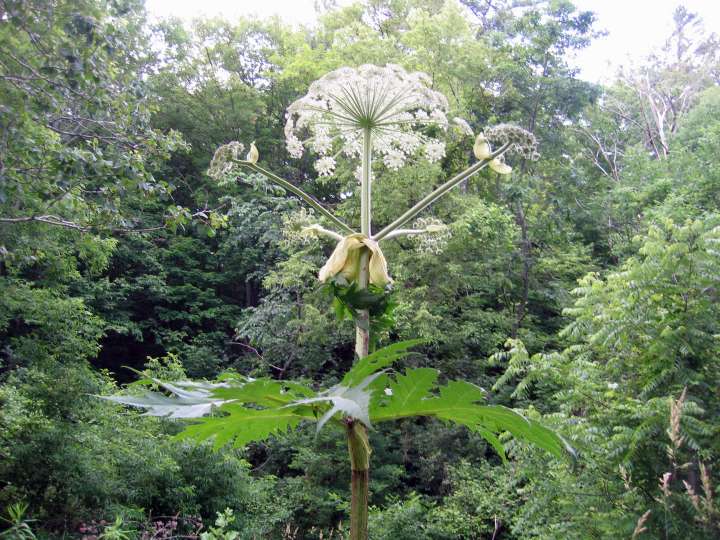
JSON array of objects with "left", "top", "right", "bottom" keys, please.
[{"left": 145, "top": 0, "right": 720, "bottom": 83}]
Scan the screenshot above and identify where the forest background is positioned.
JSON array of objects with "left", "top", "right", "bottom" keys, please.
[{"left": 1, "top": 0, "right": 719, "bottom": 538}]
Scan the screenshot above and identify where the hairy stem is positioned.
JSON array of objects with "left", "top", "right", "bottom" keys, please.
[
  {"left": 347, "top": 419, "right": 371, "bottom": 540},
  {"left": 354, "top": 250, "right": 370, "bottom": 359}
]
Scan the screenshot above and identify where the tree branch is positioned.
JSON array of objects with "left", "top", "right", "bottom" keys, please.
[{"left": 0, "top": 214, "right": 88, "bottom": 231}]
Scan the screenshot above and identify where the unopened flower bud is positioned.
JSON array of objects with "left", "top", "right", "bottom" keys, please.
[
  {"left": 473, "top": 133, "right": 512, "bottom": 174},
  {"left": 246, "top": 142, "right": 259, "bottom": 164},
  {"left": 489, "top": 157, "right": 512, "bottom": 175},
  {"left": 473, "top": 133, "right": 492, "bottom": 160}
]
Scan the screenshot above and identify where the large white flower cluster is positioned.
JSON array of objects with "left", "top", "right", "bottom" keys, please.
[{"left": 285, "top": 64, "right": 451, "bottom": 176}]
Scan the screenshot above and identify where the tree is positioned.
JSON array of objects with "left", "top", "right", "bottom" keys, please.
[{"left": 607, "top": 7, "right": 718, "bottom": 160}]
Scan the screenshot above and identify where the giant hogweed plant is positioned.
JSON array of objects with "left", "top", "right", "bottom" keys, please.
[{"left": 105, "top": 64, "right": 573, "bottom": 539}]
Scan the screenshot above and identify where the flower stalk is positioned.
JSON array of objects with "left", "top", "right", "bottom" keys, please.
[
  {"left": 349, "top": 127, "right": 372, "bottom": 540},
  {"left": 373, "top": 142, "right": 510, "bottom": 241},
  {"left": 361, "top": 127, "right": 372, "bottom": 237},
  {"left": 241, "top": 161, "right": 355, "bottom": 235}
]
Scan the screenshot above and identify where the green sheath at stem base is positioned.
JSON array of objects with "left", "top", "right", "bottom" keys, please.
[{"left": 347, "top": 419, "right": 371, "bottom": 540}]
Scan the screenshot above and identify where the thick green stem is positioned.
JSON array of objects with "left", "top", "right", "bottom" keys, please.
[
  {"left": 347, "top": 420, "right": 371, "bottom": 540},
  {"left": 348, "top": 127, "right": 372, "bottom": 540},
  {"left": 354, "top": 250, "right": 370, "bottom": 359}
]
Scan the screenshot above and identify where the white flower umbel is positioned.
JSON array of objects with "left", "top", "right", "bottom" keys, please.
[
  {"left": 285, "top": 64, "right": 451, "bottom": 236},
  {"left": 315, "top": 156, "right": 337, "bottom": 177},
  {"left": 285, "top": 64, "right": 450, "bottom": 177}
]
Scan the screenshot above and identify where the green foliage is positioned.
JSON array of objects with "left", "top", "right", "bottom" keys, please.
[
  {"left": 563, "top": 216, "right": 720, "bottom": 398},
  {"left": 325, "top": 282, "right": 397, "bottom": 335},
  {"left": 2, "top": 0, "right": 719, "bottom": 537},
  {"left": 0, "top": 0, "right": 186, "bottom": 235},
  {"left": 98, "top": 516, "right": 133, "bottom": 540},
  {"left": 0, "top": 503, "right": 36, "bottom": 540},
  {"left": 367, "top": 494, "right": 432, "bottom": 540},
  {"left": 0, "top": 360, "right": 285, "bottom": 527},
  {"left": 200, "top": 509, "right": 238, "bottom": 540}
]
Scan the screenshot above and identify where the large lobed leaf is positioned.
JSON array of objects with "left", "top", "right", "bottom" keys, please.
[
  {"left": 211, "top": 378, "right": 316, "bottom": 407},
  {"left": 102, "top": 343, "right": 573, "bottom": 461},
  {"left": 370, "top": 368, "right": 575, "bottom": 461},
  {"left": 101, "top": 377, "right": 319, "bottom": 447},
  {"left": 179, "top": 404, "right": 315, "bottom": 449}
]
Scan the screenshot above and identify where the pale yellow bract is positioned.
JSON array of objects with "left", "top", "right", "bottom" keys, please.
[
  {"left": 318, "top": 234, "right": 392, "bottom": 286},
  {"left": 473, "top": 133, "right": 512, "bottom": 175}
]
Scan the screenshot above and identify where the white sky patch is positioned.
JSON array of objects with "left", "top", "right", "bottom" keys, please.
[
  {"left": 144, "top": 0, "right": 336, "bottom": 26},
  {"left": 145, "top": 0, "right": 720, "bottom": 83},
  {"left": 571, "top": 0, "right": 720, "bottom": 82}
]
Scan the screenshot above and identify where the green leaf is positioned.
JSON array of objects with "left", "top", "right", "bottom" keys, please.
[
  {"left": 179, "top": 405, "right": 312, "bottom": 449},
  {"left": 370, "top": 367, "right": 439, "bottom": 416},
  {"left": 342, "top": 339, "right": 425, "bottom": 387},
  {"left": 371, "top": 368, "right": 575, "bottom": 461},
  {"left": 211, "top": 378, "right": 315, "bottom": 407}
]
